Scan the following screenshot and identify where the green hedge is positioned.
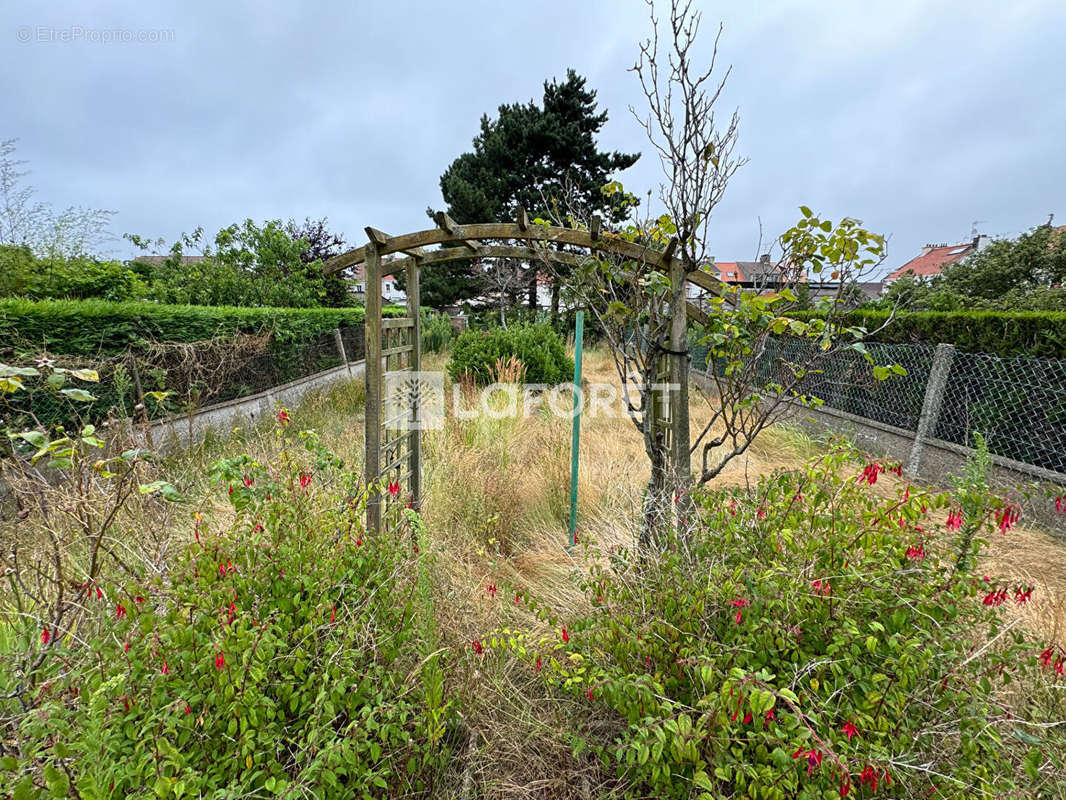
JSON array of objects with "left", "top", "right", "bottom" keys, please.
[
  {"left": 0, "top": 298, "right": 407, "bottom": 356},
  {"left": 790, "top": 310, "right": 1066, "bottom": 359}
]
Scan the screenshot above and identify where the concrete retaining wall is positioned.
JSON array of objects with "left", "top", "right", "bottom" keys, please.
[{"left": 145, "top": 359, "right": 365, "bottom": 452}]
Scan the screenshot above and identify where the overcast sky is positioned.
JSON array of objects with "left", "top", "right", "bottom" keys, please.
[{"left": 2, "top": 0, "right": 1063, "bottom": 276}]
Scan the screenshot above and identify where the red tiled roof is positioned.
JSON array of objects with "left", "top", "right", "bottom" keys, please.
[
  {"left": 886, "top": 243, "right": 973, "bottom": 281},
  {"left": 714, "top": 261, "right": 743, "bottom": 282}
]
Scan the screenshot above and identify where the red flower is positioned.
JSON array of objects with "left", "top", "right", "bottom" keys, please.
[
  {"left": 214, "top": 651, "right": 226, "bottom": 670},
  {"left": 486, "top": 583, "right": 498, "bottom": 599},
  {"left": 890, "top": 463, "right": 903, "bottom": 476},
  {"left": 757, "top": 506, "right": 767, "bottom": 519},
  {"left": 946, "top": 509, "right": 963, "bottom": 531},
  {"left": 1039, "top": 647, "right": 1055, "bottom": 667},
  {"left": 812, "top": 579, "right": 831, "bottom": 596},
  {"left": 561, "top": 627, "right": 570, "bottom": 644},
  {"left": 134, "top": 595, "right": 146, "bottom": 605},
  {"left": 116, "top": 603, "right": 127, "bottom": 620},
  {"left": 585, "top": 688, "right": 595, "bottom": 701},
  {"left": 1014, "top": 586, "right": 1032, "bottom": 604},
  {"left": 840, "top": 776, "right": 851, "bottom": 797},
  {"left": 277, "top": 409, "right": 290, "bottom": 426},
  {"left": 471, "top": 639, "right": 484, "bottom": 655},
  {"left": 983, "top": 588, "right": 1008, "bottom": 606},
  {"left": 906, "top": 544, "right": 926, "bottom": 561},
  {"left": 243, "top": 475, "right": 254, "bottom": 488},
  {"left": 535, "top": 657, "right": 542, "bottom": 672},
  {"left": 792, "top": 748, "right": 823, "bottom": 777},
  {"left": 1057, "top": 495, "right": 1065, "bottom": 515},
  {"left": 859, "top": 765, "right": 878, "bottom": 792},
  {"left": 41, "top": 628, "right": 51, "bottom": 645},
  {"left": 330, "top": 605, "right": 336, "bottom": 623},
  {"left": 184, "top": 702, "right": 192, "bottom": 715},
  {"left": 858, "top": 463, "right": 880, "bottom": 486},
  {"left": 161, "top": 660, "right": 169, "bottom": 675},
  {"left": 387, "top": 480, "right": 400, "bottom": 499},
  {"left": 355, "top": 536, "right": 362, "bottom": 546},
  {"left": 996, "top": 505, "right": 1020, "bottom": 533},
  {"left": 299, "top": 472, "right": 312, "bottom": 489},
  {"left": 742, "top": 711, "right": 753, "bottom": 724},
  {"left": 841, "top": 721, "right": 859, "bottom": 740}
]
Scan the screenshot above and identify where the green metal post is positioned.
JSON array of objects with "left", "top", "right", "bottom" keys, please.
[{"left": 568, "top": 311, "right": 584, "bottom": 547}]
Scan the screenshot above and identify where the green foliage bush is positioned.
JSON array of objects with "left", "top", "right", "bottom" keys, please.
[
  {"left": 790, "top": 310, "right": 1066, "bottom": 358},
  {"left": 3, "top": 422, "right": 456, "bottom": 798},
  {"left": 493, "top": 445, "right": 1066, "bottom": 799},
  {"left": 421, "top": 310, "right": 454, "bottom": 354},
  {"left": 447, "top": 322, "right": 573, "bottom": 385}
]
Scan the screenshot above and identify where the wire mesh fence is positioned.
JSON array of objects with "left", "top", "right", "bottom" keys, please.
[
  {"left": 692, "top": 334, "right": 1066, "bottom": 478},
  {"left": 1, "top": 324, "right": 365, "bottom": 435}
]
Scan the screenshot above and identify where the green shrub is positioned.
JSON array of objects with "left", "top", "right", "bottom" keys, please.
[
  {"left": 422, "top": 310, "right": 454, "bottom": 354},
  {"left": 447, "top": 322, "right": 573, "bottom": 385},
  {"left": 789, "top": 310, "right": 1066, "bottom": 359},
  {"left": 493, "top": 445, "right": 1066, "bottom": 798},
  {"left": 3, "top": 419, "right": 456, "bottom": 798}
]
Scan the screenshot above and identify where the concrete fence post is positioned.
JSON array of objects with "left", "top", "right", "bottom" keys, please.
[
  {"left": 905, "top": 343, "right": 956, "bottom": 477},
  {"left": 333, "top": 327, "right": 352, "bottom": 376}
]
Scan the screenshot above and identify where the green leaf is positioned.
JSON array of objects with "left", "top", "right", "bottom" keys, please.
[
  {"left": 16, "top": 431, "right": 47, "bottom": 448},
  {"left": 693, "top": 770, "right": 714, "bottom": 791},
  {"left": 60, "top": 388, "right": 95, "bottom": 402},
  {"left": 70, "top": 368, "right": 100, "bottom": 382}
]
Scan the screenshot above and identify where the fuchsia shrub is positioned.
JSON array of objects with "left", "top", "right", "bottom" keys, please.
[{"left": 492, "top": 444, "right": 1066, "bottom": 798}]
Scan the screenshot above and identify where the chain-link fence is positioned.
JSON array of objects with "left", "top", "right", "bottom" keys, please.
[
  {"left": 1, "top": 325, "right": 365, "bottom": 435},
  {"left": 692, "top": 335, "right": 1066, "bottom": 478}
]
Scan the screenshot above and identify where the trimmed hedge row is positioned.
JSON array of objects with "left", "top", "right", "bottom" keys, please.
[
  {"left": 0, "top": 298, "right": 406, "bottom": 356},
  {"left": 790, "top": 310, "right": 1066, "bottom": 359}
]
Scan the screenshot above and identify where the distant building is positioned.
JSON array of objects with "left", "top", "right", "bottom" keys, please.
[
  {"left": 883, "top": 235, "right": 992, "bottom": 287},
  {"left": 349, "top": 263, "right": 407, "bottom": 304}
]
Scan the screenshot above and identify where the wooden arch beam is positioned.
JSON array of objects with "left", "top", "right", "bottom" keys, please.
[{"left": 322, "top": 221, "right": 712, "bottom": 283}]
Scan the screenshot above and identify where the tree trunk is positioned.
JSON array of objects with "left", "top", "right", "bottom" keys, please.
[{"left": 527, "top": 266, "right": 538, "bottom": 312}]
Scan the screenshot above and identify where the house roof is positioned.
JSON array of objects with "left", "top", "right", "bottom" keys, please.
[
  {"left": 886, "top": 242, "right": 973, "bottom": 281},
  {"left": 711, "top": 259, "right": 785, "bottom": 284}
]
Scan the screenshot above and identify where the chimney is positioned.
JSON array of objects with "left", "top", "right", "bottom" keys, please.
[
  {"left": 920, "top": 244, "right": 936, "bottom": 256},
  {"left": 972, "top": 234, "right": 991, "bottom": 252},
  {"left": 759, "top": 253, "right": 771, "bottom": 265}
]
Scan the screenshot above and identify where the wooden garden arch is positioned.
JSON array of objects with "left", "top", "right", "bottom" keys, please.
[{"left": 323, "top": 209, "right": 723, "bottom": 536}]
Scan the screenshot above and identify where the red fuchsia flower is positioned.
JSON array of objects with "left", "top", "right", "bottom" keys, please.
[
  {"left": 841, "top": 721, "right": 859, "bottom": 740},
  {"left": 858, "top": 463, "right": 880, "bottom": 486},
  {"left": 728, "top": 500, "right": 738, "bottom": 516},
  {"left": 277, "top": 409, "right": 290, "bottom": 426},
  {"left": 906, "top": 544, "right": 926, "bottom": 561},
  {"left": 757, "top": 506, "right": 767, "bottom": 519},
  {"left": 299, "top": 472, "right": 312, "bottom": 489},
  {"left": 859, "top": 766, "right": 879, "bottom": 792},
  {"left": 184, "top": 702, "right": 192, "bottom": 715},
  {"left": 812, "top": 579, "right": 831, "bottom": 596},
  {"left": 903, "top": 486, "right": 910, "bottom": 502},
  {"left": 946, "top": 509, "right": 963, "bottom": 531},
  {"left": 161, "top": 660, "right": 169, "bottom": 675},
  {"left": 792, "top": 748, "right": 823, "bottom": 777},
  {"left": 41, "top": 628, "right": 51, "bottom": 645},
  {"left": 889, "top": 463, "right": 903, "bottom": 476},
  {"left": 764, "top": 708, "right": 775, "bottom": 727},
  {"left": 535, "top": 657, "right": 542, "bottom": 672},
  {"left": 243, "top": 475, "right": 254, "bottom": 488},
  {"left": 355, "top": 536, "right": 363, "bottom": 547},
  {"left": 585, "top": 688, "right": 595, "bottom": 701},
  {"left": 1057, "top": 496, "right": 1065, "bottom": 515},
  {"left": 742, "top": 711, "right": 753, "bottom": 724},
  {"left": 1040, "top": 647, "right": 1055, "bottom": 667},
  {"left": 124, "top": 640, "right": 130, "bottom": 652},
  {"left": 486, "top": 583, "right": 498, "bottom": 599},
  {"left": 134, "top": 595, "right": 146, "bottom": 605},
  {"left": 116, "top": 602, "right": 127, "bottom": 620},
  {"left": 330, "top": 605, "right": 336, "bottom": 623},
  {"left": 840, "top": 776, "right": 852, "bottom": 797},
  {"left": 387, "top": 480, "right": 400, "bottom": 499},
  {"left": 730, "top": 597, "right": 748, "bottom": 624},
  {"left": 997, "top": 505, "right": 1020, "bottom": 533},
  {"left": 983, "top": 588, "right": 1008, "bottom": 606},
  {"left": 214, "top": 651, "right": 226, "bottom": 670},
  {"left": 1014, "top": 586, "right": 1032, "bottom": 604},
  {"left": 1056, "top": 657, "right": 1066, "bottom": 676},
  {"left": 561, "top": 627, "right": 570, "bottom": 644},
  {"left": 471, "top": 639, "right": 484, "bottom": 655},
  {"left": 228, "top": 485, "right": 233, "bottom": 496}
]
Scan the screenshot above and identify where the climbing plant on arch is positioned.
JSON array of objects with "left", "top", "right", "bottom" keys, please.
[{"left": 323, "top": 208, "right": 721, "bottom": 536}]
